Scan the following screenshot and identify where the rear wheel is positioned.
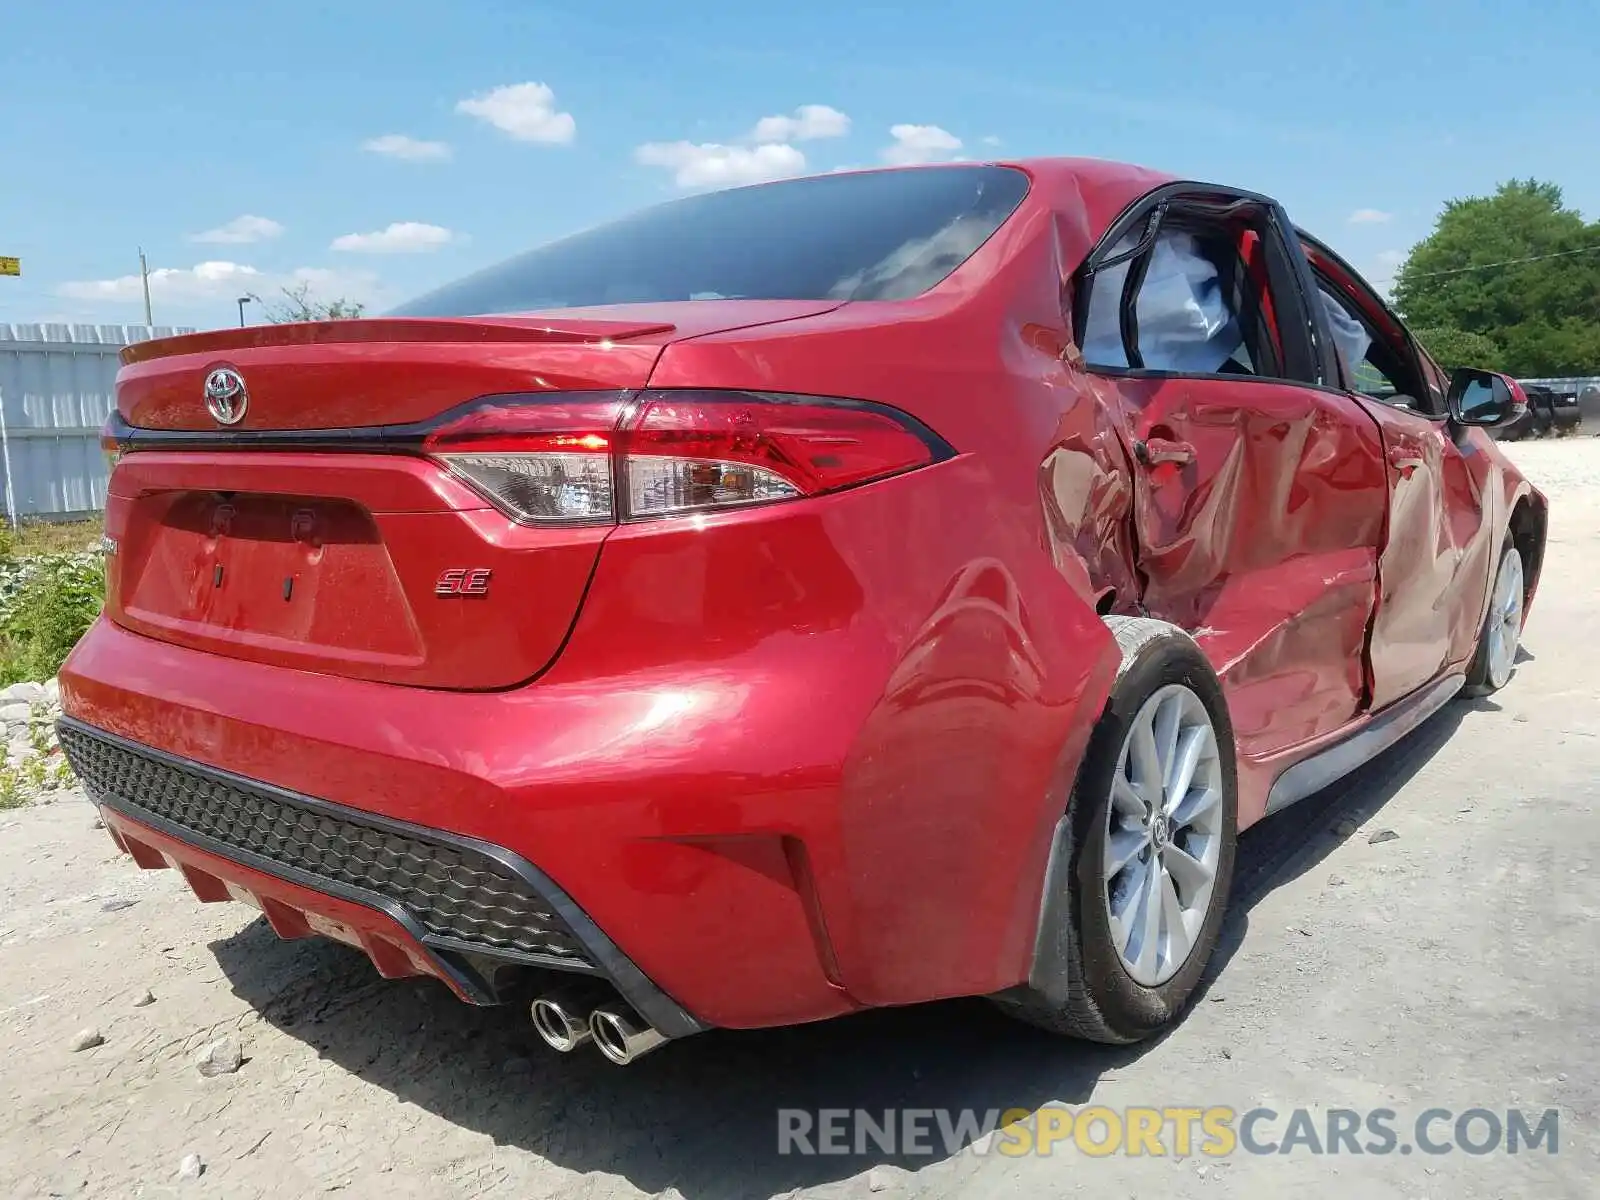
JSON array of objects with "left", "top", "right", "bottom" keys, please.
[
  {"left": 1464, "top": 541, "right": 1525, "bottom": 695},
  {"left": 996, "top": 617, "right": 1237, "bottom": 1043}
]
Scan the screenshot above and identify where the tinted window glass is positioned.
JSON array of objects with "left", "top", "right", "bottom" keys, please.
[{"left": 390, "top": 166, "right": 1029, "bottom": 316}]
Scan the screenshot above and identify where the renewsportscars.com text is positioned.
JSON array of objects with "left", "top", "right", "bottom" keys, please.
[{"left": 777, "top": 1106, "right": 1560, "bottom": 1158}]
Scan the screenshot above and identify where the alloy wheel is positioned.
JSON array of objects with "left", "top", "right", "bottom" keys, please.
[
  {"left": 1485, "top": 546, "right": 1525, "bottom": 690},
  {"left": 1102, "top": 684, "right": 1224, "bottom": 986}
]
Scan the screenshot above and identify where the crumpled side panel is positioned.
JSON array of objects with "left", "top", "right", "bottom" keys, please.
[
  {"left": 1357, "top": 402, "right": 1500, "bottom": 708},
  {"left": 1038, "top": 378, "right": 1140, "bottom": 612},
  {"left": 1022, "top": 193, "right": 1143, "bottom": 613},
  {"left": 1115, "top": 377, "right": 1390, "bottom": 785},
  {"left": 1441, "top": 428, "right": 1500, "bottom": 667}
]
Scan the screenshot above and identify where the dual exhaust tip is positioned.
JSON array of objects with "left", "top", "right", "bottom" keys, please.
[{"left": 531, "top": 987, "right": 667, "bottom": 1066}]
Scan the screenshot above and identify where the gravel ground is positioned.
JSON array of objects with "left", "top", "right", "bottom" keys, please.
[{"left": 2, "top": 438, "right": 1597, "bottom": 1200}]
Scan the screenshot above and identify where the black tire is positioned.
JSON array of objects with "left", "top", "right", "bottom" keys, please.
[{"left": 995, "top": 617, "right": 1238, "bottom": 1044}]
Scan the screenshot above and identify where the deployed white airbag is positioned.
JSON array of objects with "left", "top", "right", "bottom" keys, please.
[
  {"left": 1319, "top": 288, "right": 1372, "bottom": 377},
  {"left": 1083, "top": 231, "right": 1244, "bottom": 374}
]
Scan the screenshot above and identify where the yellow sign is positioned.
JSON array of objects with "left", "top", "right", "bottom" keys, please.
[{"left": 0, "top": 257, "right": 19, "bottom": 277}]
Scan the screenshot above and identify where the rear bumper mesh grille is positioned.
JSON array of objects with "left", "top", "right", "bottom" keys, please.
[{"left": 59, "top": 722, "right": 594, "bottom": 969}]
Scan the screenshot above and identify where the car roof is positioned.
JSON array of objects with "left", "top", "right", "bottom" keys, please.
[
  {"left": 1005, "top": 156, "right": 1178, "bottom": 188},
  {"left": 815, "top": 157, "right": 1179, "bottom": 250},
  {"left": 831, "top": 155, "right": 1174, "bottom": 193},
  {"left": 1010, "top": 157, "right": 1180, "bottom": 229}
]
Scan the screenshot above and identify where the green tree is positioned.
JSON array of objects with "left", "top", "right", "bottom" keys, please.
[
  {"left": 251, "top": 282, "right": 366, "bottom": 323},
  {"left": 1411, "top": 327, "right": 1504, "bottom": 372},
  {"left": 1393, "top": 180, "right": 1600, "bottom": 377}
]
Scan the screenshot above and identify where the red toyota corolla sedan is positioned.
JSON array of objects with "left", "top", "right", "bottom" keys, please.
[{"left": 61, "top": 159, "right": 1546, "bottom": 1064}]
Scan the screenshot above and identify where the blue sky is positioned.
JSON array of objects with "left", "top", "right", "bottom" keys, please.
[{"left": 3, "top": 0, "right": 1596, "bottom": 330}]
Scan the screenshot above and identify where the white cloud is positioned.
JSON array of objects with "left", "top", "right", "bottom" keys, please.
[
  {"left": 749, "top": 104, "right": 851, "bottom": 143},
  {"left": 981, "top": 135, "right": 1003, "bottom": 147},
  {"left": 280, "top": 267, "right": 383, "bottom": 302},
  {"left": 58, "top": 260, "right": 264, "bottom": 302},
  {"left": 362, "top": 134, "right": 452, "bottom": 162},
  {"left": 56, "top": 263, "right": 384, "bottom": 315},
  {"left": 881, "top": 124, "right": 962, "bottom": 166},
  {"left": 456, "top": 82, "right": 575, "bottom": 144},
  {"left": 635, "top": 140, "right": 806, "bottom": 189},
  {"left": 1349, "top": 208, "right": 1394, "bottom": 225},
  {"left": 330, "top": 222, "right": 459, "bottom": 254},
  {"left": 190, "top": 215, "right": 284, "bottom": 245}
]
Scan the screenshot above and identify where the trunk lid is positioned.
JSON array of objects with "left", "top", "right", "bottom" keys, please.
[{"left": 105, "top": 303, "right": 840, "bottom": 689}]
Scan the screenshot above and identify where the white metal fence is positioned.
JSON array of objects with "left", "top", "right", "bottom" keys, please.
[{"left": 0, "top": 323, "right": 195, "bottom": 523}]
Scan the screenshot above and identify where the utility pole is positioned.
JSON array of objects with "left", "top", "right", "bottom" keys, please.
[{"left": 138, "top": 247, "right": 153, "bottom": 326}]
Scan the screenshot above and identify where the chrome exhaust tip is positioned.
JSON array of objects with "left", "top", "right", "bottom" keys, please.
[
  {"left": 589, "top": 1004, "right": 668, "bottom": 1066},
  {"left": 530, "top": 986, "right": 606, "bottom": 1053}
]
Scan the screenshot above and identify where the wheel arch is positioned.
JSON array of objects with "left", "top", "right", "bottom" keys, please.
[
  {"left": 1507, "top": 487, "right": 1547, "bottom": 614},
  {"left": 1000, "top": 614, "right": 1236, "bottom": 1014}
]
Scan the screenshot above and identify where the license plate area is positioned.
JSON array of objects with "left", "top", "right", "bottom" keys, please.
[{"left": 120, "top": 492, "right": 422, "bottom": 658}]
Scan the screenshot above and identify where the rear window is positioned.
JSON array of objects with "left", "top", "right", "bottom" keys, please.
[{"left": 390, "top": 166, "right": 1030, "bottom": 316}]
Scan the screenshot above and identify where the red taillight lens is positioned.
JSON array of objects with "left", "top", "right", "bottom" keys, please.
[
  {"left": 422, "top": 390, "right": 950, "bottom": 525},
  {"left": 100, "top": 425, "right": 123, "bottom": 471},
  {"left": 422, "top": 395, "right": 626, "bottom": 454},
  {"left": 621, "top": 394, "right": 939, "bottom": 518}
]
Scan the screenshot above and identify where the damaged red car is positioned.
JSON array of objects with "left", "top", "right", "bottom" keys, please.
[{"left": 61, "top": 159, "right": 1546, "bottom": 1063}]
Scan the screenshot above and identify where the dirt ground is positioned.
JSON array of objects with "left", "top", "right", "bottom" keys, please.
[{"left": 3, "top": 439, "right": 1597, "bottom": 1200}]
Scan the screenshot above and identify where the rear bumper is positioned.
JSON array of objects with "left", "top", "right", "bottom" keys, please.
[
  {"left": 60, "top": 717, "right": 703, "bottom": 1036},
  {"left": 62, "top": 617, "right": 871, "bottom": 1028},
  {"left": 62, "top": 478, "right": 1117, "bottom": 1029}
]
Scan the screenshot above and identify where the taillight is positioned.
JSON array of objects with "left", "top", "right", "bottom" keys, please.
[
  {"left": 438, "top": 448, "right": 615, "bottom": 522},
  {"left": 423, "top": 390, "right": 951, "bottom": 525},
  {"left": 425, "top": 393, "right": 629, "bottom": 524},
  {"left": 100, "top": 424, "right": 122, "bottom": 471}
]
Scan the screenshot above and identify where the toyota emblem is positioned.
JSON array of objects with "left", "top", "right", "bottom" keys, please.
[{"left": 203, "top": 367, "right": 248, "bottom": 426}]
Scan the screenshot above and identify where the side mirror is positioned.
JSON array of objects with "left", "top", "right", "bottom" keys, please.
[{"left": 1447, "top": 368, "right": 1525, "bottom": 428}]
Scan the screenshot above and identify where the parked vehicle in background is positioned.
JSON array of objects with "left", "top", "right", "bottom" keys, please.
[
  {"left": 1576, "top": 382, "right": 1600, "bottom": 433},
  {"left": 1524, "top": 386, "right": 1579, "bottom": 438},
  {"left": 1549, "top": 388, "right": 1583, "bottom": 434},
  {"left": 1487, "top": 383, "right": 1585, "bottom": 441},
  {"left": 1509, "top": 378, "right": 1599, "bottom": 438},
  {"left": 61, "top": 159, "right": 1546, "bottom": 1063},
  {"left": 1498, "top": 392, "right": 1538, "bottom": 440},
  {"left": 1499, "top": 386, "right": 1556, "bottom": 440}
]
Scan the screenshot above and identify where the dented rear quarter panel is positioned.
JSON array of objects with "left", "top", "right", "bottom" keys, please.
[{"left": 636, "top": 162, "right": 1174, "bottom": 1001}]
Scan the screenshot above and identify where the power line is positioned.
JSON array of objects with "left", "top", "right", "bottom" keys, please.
[
  {"left": 1373, "top": 242, "right": 1600, "bottom": 287},
  {"left": 1411, "top": 243, "right": 1600, "bottom": 278}
]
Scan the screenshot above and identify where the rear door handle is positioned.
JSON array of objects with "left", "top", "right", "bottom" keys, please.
[{"left": 1133, "top": 437, "right": 1196, "bottom": 467}]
